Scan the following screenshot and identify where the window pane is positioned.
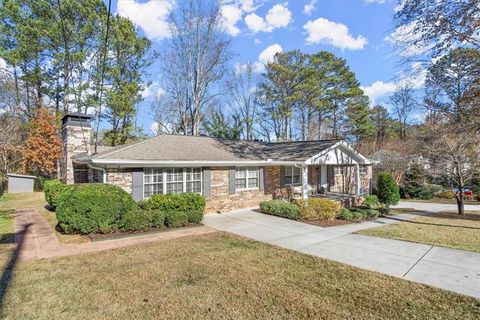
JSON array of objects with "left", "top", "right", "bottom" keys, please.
[
  {"left": 235, "top": 168, "right": 246, "bottom": 178},
  {"left": 247, "top": 178, "right": 258, "bottom": 188},
  {"left": 166, "top": 182, "right": 183, "bottom": 193},
  {"left": 187, "top": 181, "right": 201, "bottom": 193},
  {"left": 247, "top": 168, "right": 258, "bottom": 178},
  {"left": 235, "top": 178, "right": 246, "bottom": 189}
]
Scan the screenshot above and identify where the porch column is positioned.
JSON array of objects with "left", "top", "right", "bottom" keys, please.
[
  {"left": 355, "top": 163, "right": 361, "bottom": 195},
  {"left": 302, "top": 165, "right": 309, "bottom": 199}
]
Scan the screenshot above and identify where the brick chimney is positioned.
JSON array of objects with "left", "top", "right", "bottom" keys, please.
[{"left": 60, "top": 113, "right": 92, "bottom": 184}]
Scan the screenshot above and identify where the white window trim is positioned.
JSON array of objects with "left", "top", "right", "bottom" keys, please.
[
  {"left": 143, "top": 168, "right": 203, "bottom": 198},
  {"left": 235, "top": 167, "right": 259, "bottom": 191},
  {"left": 284, "top": 166, "right": 302, "bottom": 186}
]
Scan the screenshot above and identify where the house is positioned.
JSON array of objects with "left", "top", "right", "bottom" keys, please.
[{"left": 61, "top": 113, "right": 373, "bottom": 213}]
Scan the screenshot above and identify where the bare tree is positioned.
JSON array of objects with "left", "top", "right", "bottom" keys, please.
[
  {"left": 225, "top": 63, "right": 258, "bottom": 140},
  {"left": 422, "top": 48, "right": 480, "bottom": 215},
  {"left": 160, "top": 0, "right": 231, "bottom": 136},
  {"left": 394, "top": 0, "right": 480, "bottom": 59},
  {"left": 389, "top": 82, "right": 418, "bottom": 139}
]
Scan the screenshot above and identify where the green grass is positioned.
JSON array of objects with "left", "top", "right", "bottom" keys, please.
[
  {"left": 0, "top": 232, "right": 479, "bottom": 319},
  {"left": 357, "top": 210, "right": 480, "bottom": 252}
]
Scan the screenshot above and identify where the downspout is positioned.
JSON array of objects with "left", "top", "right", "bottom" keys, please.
[{"left": 89, "top": 164, "right": 106, "bottom": 183}]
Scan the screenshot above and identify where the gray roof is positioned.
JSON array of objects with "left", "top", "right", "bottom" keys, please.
[{"left": 75, "top": 134, "right": 342, "bottom": 163}]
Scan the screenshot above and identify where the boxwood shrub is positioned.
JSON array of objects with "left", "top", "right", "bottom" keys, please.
[
  {"left": 56, "top": 183, "right": 139, "bottom": 234},
  {"left": 164, "top": 210, "right": 189, "bottom": 228},
  {"left": 139, "top": 193, "right": 206, "bottom": 224},
  {"left": 44, "top": 179, "right": 70, "bottom": 208},
  {"left": 338, "top": 207, "right": 381, "bottom": 221},
  {"left": 259, "top": 200, "right": 301, "bottom": 219}
]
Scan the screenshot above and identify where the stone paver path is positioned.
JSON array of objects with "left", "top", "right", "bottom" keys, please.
[
  {"left": 203, "top": 207, "right": 480, "bottom": 298},
  {"left": 13, "top": 209, "right": 216, "bottom": 261}
]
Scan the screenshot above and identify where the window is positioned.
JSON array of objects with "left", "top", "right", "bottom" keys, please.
[
  {"left": 144, "top": 168, "right": 164, "bottom": 198},
  {"left": 166, "top": 168, "right": 184, "bottom": 193},
  {"left": 186, "top": 168, "right": 202, "bottom": 193},
  {"left": 235, "top": 167, "right": 258, "bottom": 190},
  {"left": 143, "top": 168, "right": 202, "bottom": 198},
  {"left": 334, "top": 166, "right": 343, "bottom": 175},
  {"left": 284, "top": 166, "right": 302, "bottom": 185}
]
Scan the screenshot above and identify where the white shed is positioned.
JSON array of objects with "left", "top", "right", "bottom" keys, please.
[{"left": 7, "top": 173, "right": 36, "bottom": 193}]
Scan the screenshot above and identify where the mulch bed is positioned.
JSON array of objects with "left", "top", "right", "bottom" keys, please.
[{"left": 88, "top": 224, "right": 203, "bottom": 242}]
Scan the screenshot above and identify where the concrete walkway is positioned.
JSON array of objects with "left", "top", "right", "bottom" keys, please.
[
  {"left": 13, "top": 209, "right": 216, "bottom": 261},
  {"left": 203, "top": 208, "right": 480, "bottom": 298}
]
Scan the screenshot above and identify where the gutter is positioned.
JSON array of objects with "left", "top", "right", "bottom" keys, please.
[{"left": 89, "top": 159, "right": 306, "bottom": 168}]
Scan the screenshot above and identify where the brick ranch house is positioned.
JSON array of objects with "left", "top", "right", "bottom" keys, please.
[{"left": 61, "top": 113, "right": 374, "bottom": 213}]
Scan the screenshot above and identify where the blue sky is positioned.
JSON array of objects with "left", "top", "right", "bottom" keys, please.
[{"left": 113, "top": 0, "right": 414, "bottom": 134}]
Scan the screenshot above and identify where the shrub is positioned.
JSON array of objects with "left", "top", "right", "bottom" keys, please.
[
  {"left": 44, "top": 179, "right": 70, "bottom": 208},
  {"left": 259, "top": 200, "right": 301, "bottom": 219},
  {"left": 338, "top": 208, "right": 353, "bottom": 220},
  {"left": 476, "top": 194, "right": 480, "bottom": 202},
  {"left": 436, "top": 190, "right": 456, "bottom": 200},
  {"left": 34, "top": 177, "right": 48, "bottom": 192},
  {"left": 363, "top": 195, "right": 379, "bottom": 209},
  {"left": 0, "top": 174, "right": 6, "bottom": 197},
  {"left": 376, "top": 172, "right": 400, "bottom": 207},
  {"left": 164, "top": 210, "right": 189, "bottom": 228},
  {"left": 56, "top": 183, "right": 139, "bottom": 234},
  {"left": 120, "top": 209, "right": 146, "bottom": 232},
  {"left": 143, "top": 210, "right": 166, "bottom": 228},
  {"left": 139, "top": 193, "right": 205, "bottom": 224},
  {"left": 295, "top": 198, "right": 341, "bottom": 221}
]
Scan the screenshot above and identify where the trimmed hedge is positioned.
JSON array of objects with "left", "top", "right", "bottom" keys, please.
[
  {"left": 295, "top": 198, "right": 341, "bottom": 221},
  {"left": 56, "top": 184, "right": 138, "bottom": 234},
  {"left": 44, "top": 179, "right": 70, "bottom": 208},
  {"left": 259, "top": 200, "right": 301, "bottom": 219},
  {"left": 139, "top": 193, "right": 205, "bottom": 224},
  {"left": 164, "top": 211, "right": 189, "bottom": 228},
  {"left": 338, "top": 207, "right": 380, "bottom": 221}
]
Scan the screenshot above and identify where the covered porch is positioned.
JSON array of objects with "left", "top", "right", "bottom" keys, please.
[{"left": 279, "top": 141, "right": 372, "bottom": 201}]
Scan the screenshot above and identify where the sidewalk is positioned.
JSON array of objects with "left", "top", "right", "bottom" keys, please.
[
  {"left": 203, "top": 208, "right": 480, "bottom": 298},
  {"left": 13, "top": 209, "right": 216, "bottom": 261}
]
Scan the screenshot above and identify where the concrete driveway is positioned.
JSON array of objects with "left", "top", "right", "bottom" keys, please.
[
  {"left": 203, "top": 207, "right": 480, "bottom": 298},
  {"left": 394, "top": 200, "right": 480, "bottom": 212}
]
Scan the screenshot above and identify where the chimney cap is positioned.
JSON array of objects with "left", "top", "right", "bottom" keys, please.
[{"left": 62, "top": 113, "right": 92, "bottom": 127}]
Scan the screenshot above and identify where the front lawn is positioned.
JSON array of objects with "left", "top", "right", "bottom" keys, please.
[
  {"left": 404, "top": 198, "right": 479, "bottom": 205},
  {"left": 1, "top": 232, "right": 479, "bottom": 319},
  {"left": 357, "top": 210, "right": 480, "bottom": 253}
]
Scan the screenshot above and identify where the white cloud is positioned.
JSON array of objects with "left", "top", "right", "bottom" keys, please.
[
  {"left": 150, "top": 121, "right": 160, "bottom": 135},
  {"left": 245, "top": 3, "right": 292, "bottom": 33},
  {"left": 254, "top": 43, "right": 283, "bottom": 72},
  {"left": 303, "top": 18, "right": 368, "bottom": 50},
  {"left": 362, "top": 64, "right": 427, "bottom": 102},
  {"left": 142, "top": 81, "right": 165, "bottom": 99},
  {"left": 238, "top": 0, "right": 256, "bottom": 13},
  {"left": 221, "top": 5, "right": 243, "bottom": 36},
  {"left": 254, "top": 38, "right": 262, "bottom": 45},
  {"left": 303, "top": 0, "right": 317, "bottom": 16},
  {"left": 117, "top": 0, "right": 174, "bottom": 40},
  {"left": 361, "top": 81, "right": 396, "bottom": 102}
]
